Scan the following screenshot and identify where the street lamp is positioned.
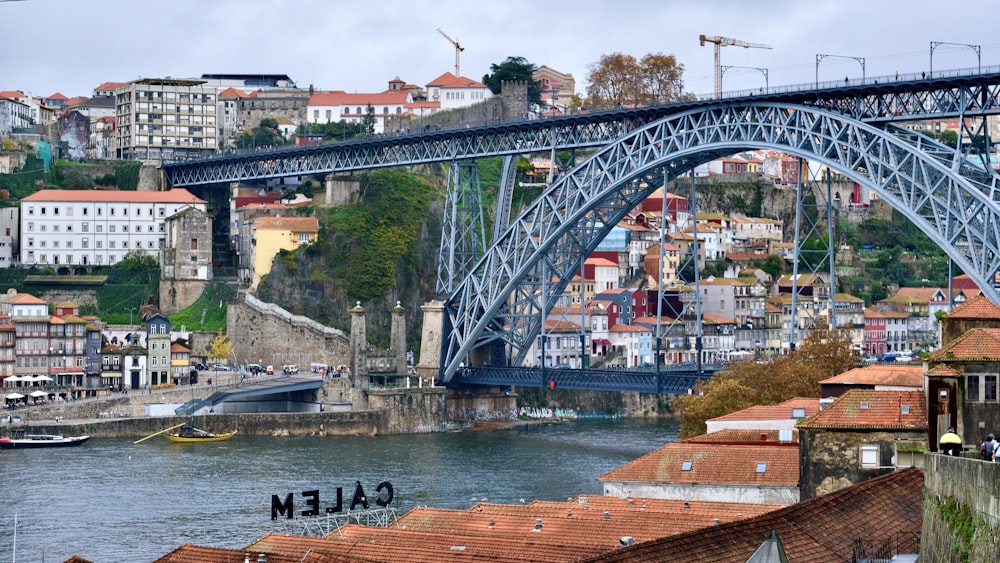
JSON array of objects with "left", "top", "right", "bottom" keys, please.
[
  {"left": 930, "top": 41, "right": 981, "bottom": 79},
  {"left": 815, "top": 53, "right": 865, "bottom": 88},
  {"left": 721, "top": 65, "right": 769, "bottom": 94},
  {"left": 129, "top": 307, "right": 137, "bottom": 327}
]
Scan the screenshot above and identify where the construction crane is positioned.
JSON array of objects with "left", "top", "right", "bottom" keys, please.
[
  {"left": 699, "top": 34, "right": 771, "bottom": 97},
  {"left": 437, "top": 28, "right": 465, "bottom": 76}
]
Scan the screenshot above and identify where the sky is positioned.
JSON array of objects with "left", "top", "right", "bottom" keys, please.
[{"left": 3, "top": 0, "right": 1000, "bottom": 100}]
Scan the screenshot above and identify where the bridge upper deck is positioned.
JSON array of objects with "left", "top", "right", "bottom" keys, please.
[{"left": 163, "top": 66, "right": 1000, "bottom": 188}]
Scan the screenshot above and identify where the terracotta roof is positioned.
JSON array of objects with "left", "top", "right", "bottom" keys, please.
[
  {"left": 426, "top": 72, "right": 488, "bottom": 89},
  {"left": 46, "top": 92, "right": 68, "bottom": 100},
  {"left": 218, "top": 87, "right": 255, "bottom": 98},
  {"left": 581, "top": 468, "right": 923, "bottom": 563},
  {"left": 894, "top": 287, "right": 948, "bottom": 302},
  {"left": 22, "top": 188, "right": 205, "bottom": 204},
  {"left": 797, "top": 389, "right": 927, "bottom": 430},
  {"left": 819, "top": 365, "right": 923, "bottom": 388},
  {"left": 597, "top": 442, "right": 799, "bottom": 487},
  {"left": 544, "top": 319, "right": 581, "bottom": 331},
  {"left": 684, "top": 429, "right": 799, "bottom": 445},
  {"left": 926, "top": 363, "right": 960, "bottom": 377},
  {"left": 9, "top": 293, "right": 46, "bottom": 305},
  {"left": 254, "top": 216, "right": 319, "bottom": 232},
  {"left": 701, "top": 314, "right": 735, "bottom": 325},
  {"left": 708, "top": 398, "right": 821, "bottom": 423},
  {"left": 585, "top": 257, "right": 618, "bottom": 267},
  {"left": 94, "top": 81, "right": 128, "bottom": 92},
  {"left": 609, "top": 324, "right": 650, "bottom": 333},
  {"left": 308, "top": 89, "right": 411, "bottom": 107},
  {"left": 929, "top": 327, "right": 1000, "bottom": 362},
  {"left": 153, "top": 543, "right": 353, "bottom": 562},
  {"left": 170, "top": 343, "right": 191, "bottom": 353},
  {"left": 944, "top": 294, "right": 1000, "bottom": 319}
]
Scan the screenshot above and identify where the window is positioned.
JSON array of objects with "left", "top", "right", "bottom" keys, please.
[
  {"left": 110, "top": 225, "right": 116, "bottom": 233},
  {"left": 792, "top": 407, "right": 806, "bottom": 419},
  {"left": 40, "top": 207, "right": 46, "bottom": 215},
  {"left": 298, "top": 232, "right": 310, "bottom": 244},
  {"left": 755, "top": 463, "right": 767, "bottom": 473},
  {"left": 82, "top": 222, "right": 89, "bottom": 232},
  {"left": 968, "top": 375, "right": 980, "bottom": 402},
  {"left": 97, "top": 224, "right": 103, "bottom": 233},
  {"left": 987, "top": 375, "right": 997, "bottom": 401},
  {"left": 191, "top": 238, "right": 198, "bottom": 250},
  {"left": 860, "top": 445, "right": 878, "bottom": 468},
  {"left": 82, "top": 238, "right": 88, "bottom": 249},
  {"left": 681, "top": 460, "right": 693, "bottom": 471},
  {"left": 27, "top": 222, "right": 33, "bottom": 232}
]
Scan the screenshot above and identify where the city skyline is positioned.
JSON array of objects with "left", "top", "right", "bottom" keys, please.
[{"left": 2, "top": 0, "right": 999, "bottom": 100}]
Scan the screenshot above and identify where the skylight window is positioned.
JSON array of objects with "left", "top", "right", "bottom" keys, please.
[
  {"left": 791, "top": 407, "right": 806, "bottom": 419},
  {"left": 901, "top": 405, "right": 910, "bottom": 414},
  {"left": 860, "top": 401, "right": 870, "bottom": 409},
  {"left": 681, "top": 460, "right": 693, "bottom": 471},
  {"left": 756, "top": 463, "right": 767, "bottom": 473}
]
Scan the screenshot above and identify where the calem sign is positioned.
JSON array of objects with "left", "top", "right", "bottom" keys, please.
[{"left": 271, "top": 480, "right": 394, "bottom": 520}]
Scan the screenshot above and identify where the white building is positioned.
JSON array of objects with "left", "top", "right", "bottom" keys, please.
[
  {"left": 424, "top": 72, "right": 491, "bottom": 110},
  {"left": 19, "top": 189, "right": 206, "bottom": 268},
  {"left": 307, "top": 89, "right": 412, "bottom": 135}
]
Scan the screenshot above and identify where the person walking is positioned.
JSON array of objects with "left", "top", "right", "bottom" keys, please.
[
  {"left": 939, "top": 427, "right": 962, "bottom": 456},
  {"left": 984, "top": 433, "right": 998, "bottom": 461}
]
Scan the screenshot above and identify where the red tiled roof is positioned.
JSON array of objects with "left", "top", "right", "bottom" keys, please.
[
  {"left": 94, "top": 81, "right": 128, "bottom": 92},
  {"left": 819, "top": 365, "right": 923, "bottom": 388},
  {"left": 581, "top": 468, "right": 923, "bottom": 563},
  {"left": 218, "top": 87, "right": 255, "bottom": 98},
  {"left": 597, "top": 442, "right": 799, "bottom": 487},
  {"left": 10, "top": 293, "right": 46, "bottom": 305},
  {"left": 684, "top": 429, "right": 798, "bottom": 445},
  {"left": 544, "top": 319, "right": 581, "bottom": 331},
  {"left": 944, "top": 294, "right": 1000, "bottom": 319},
  {"left": 22, "top": 188, "right": 205, "bottom": 204},
  {"left": 308, "top": 90, "right": 410, "bottom": 107},
  {"left": 708, "top": 397, "right": 821, "bottom": 423},
  {"left": 797, "top": 389, "right": 927, "bottom": 430},
  {"left": 170, "top": 343, "right": 191, "bottom": 353},
  {"left": 609, "top": 324, "right": 650, "bottom": 333},
  {"left": 926, "top": 363, "right": 960, "bottom": 377},
  {"left": 426, "top": 72, "right": 487, "bottom": 89},
  {"left": 254, "top": 216, "right": 319, "bottom": 232},
  {"left": 929, "top": 327, "right": 1000, "bottom": 361},
  {"left": 585, "top": 257, "right": 618, "bottom": 267}
]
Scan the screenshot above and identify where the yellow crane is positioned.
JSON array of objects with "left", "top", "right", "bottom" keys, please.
[
  {"left": 699, "top": 34, "right": 771, "bottom": 97},
  {"left": 437, "top": 28, "right": 465, "bottom": 76}
]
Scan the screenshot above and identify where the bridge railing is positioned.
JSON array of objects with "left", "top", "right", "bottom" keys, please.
[{"left": 449, "top": 365, "right": 715, "bottom": 394}]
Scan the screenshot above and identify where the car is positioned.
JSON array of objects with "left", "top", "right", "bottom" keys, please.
[
  {"left": 194, "top": 363, "right": 208, "bottom": 371},
  {"left": 212, "top": 363, "right": 231, "bottom": 371},
  {"left": 266, "top": 365, "right": 274, "bottom": 375},
  {"left": 897, "top": 355, "right": 914, "bottom": 363},
  {"left": 282, "top": 364, "right": 299, "bottom": 375},
  {"left": 247, "top": 363, "right": 264, "bottom": 375},
  {"left": 863, "top": 356, "right": 878, "bottom": 365}
]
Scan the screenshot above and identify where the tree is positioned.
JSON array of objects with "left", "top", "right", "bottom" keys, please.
[
  {"left": 235, "top": 118, "right": 287, "bottom": 149},
  {"left": 938, "top": 129, "right": 958, "bottom": 147},
  {"left": 482, "top": 56, "right": 543, "bottom": 107},
  {"left": 206, "top": 330, "right": 234, "bottom": 366},
  {"left": 361, "top": 105, "right": 376, "bottom": 136},
  {"left": 585, "top": 51, "right": 688, "bottom": 107},
  {"left": 672, "top": 326, "right": 855, "bottom": 438}
]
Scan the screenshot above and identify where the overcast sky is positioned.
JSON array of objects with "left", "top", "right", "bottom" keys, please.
[{"left": 3, "top": 0, "right": 999, "bottom": 100}]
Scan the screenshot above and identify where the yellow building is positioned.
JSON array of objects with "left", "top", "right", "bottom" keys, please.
[{"left": 251, "top": 216, "right": 319, "bottom": 288}]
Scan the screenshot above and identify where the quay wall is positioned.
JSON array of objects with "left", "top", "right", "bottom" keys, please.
[
  {"left": 922, "top": 454, "right": 1000, "bottom": 561},
  {"left": 227, "top": 298, "right": 351, "bottom": 368}
]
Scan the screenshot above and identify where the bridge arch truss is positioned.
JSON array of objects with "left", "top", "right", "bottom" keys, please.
[{"left": 441, "top": 102, "right": 1000, "bottom": 383}]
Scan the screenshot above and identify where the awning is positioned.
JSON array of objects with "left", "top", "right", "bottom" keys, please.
[
  {"left": 101, "top": 373, "right": 123, "bottom": 378},
  {"left": 5, "top": 392, "right": 24, "bottom": 400},
  {"left": 29, "top": 390, "right": 48, "bottom": 398},
  {"left": 594, "top": 339, "right": 612, "bottom": 346},
  {"left": 3, "top": 375, "right": 22, "bottom": 383}
]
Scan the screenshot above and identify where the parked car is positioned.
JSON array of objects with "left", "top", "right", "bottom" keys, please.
[
  {"left": 863, "top": 355, "right": 878, "bottom": 365},
  {"left": 282, "top": 364, "right": 299, "bottom": 375},
  {"left": 247, "top": 363, "right": 264, "bottom": 375},
  {"left": 213, "top": 363, "right": 231, "bottom": 372},
  {"left": 194, "top": 363, "right": 208, "bottom": 371},
  {"left": 266, "top": 365, "right": 274, "bottom": 375}
]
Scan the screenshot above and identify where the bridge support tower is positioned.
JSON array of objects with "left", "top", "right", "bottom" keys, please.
[{"left": 416, "top": 300, "right": 445, "bottom": 385}]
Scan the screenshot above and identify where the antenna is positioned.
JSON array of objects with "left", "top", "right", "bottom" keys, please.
[{"left": 437, "top": 28, "right": 465, "bottom": 76}]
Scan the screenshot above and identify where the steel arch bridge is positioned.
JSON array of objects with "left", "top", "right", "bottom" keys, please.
[{"left": 439, "top": 101, "right": 1000, "bottom": 383}]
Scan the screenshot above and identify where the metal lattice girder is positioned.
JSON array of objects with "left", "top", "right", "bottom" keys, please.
[
  {"left": 436, "top": 162, "right": 486, "bottom": 298},
  {"left": 448, "top": 366, "right": 714, "bottom": 394},
  {"left": 440, "top": 102, "right": 1000, "bottom": 383},
  {"left": 163, "top": 73, "right": 1000, "bottom": 188},
  {"left": 493, "top": 155, "right": 518, "bottom": 244}
]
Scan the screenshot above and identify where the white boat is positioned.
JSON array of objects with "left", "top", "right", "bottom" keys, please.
[{"left": 0, "top": 428, "right": 91, "bottom": 449}]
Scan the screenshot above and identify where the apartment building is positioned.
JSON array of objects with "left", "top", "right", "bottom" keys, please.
[
  {"left": 115, "top": 78, "right": 219, "bottom": 160},
  {"left": 19, "top": 189, "right": 207, "bottom": 268}
]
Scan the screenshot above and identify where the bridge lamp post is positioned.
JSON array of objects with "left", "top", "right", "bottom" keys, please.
[
  {"left": 815, "top": 54, "right": 865, "bottom": 88},
  {"left": 930, "top": 41, "right": 981, "bottom": 79},
  {"left": 129, "top": 307, "right": 137, "bottom": 327},
  {"left": 721, "top": 65, "right": 769, "bottom": 94}
]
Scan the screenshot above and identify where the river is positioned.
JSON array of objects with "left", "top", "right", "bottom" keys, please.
[{"left": 0, "top": 418, "right": 678, "bottom": 562}]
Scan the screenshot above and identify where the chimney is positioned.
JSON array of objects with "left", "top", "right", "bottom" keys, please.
[
  {"left": 488, "top": 518, "right": 495, "bottom": 528},
  {"left": 620, "top": 536, "right": 636, "bottom": 547},
  {"left": 713, "top": 518, "right": 720, "bottom": 526},
  {"left": 533, "top": 518, "right": 543, "bottom": 532},
  {"left": 603, "top": 511, "right": 611, "bottom": 520}
]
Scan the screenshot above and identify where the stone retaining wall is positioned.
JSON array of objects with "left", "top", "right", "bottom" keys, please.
[
  {"left": 922, "top": 453, "right": 1000, "bottom": 561},
  {"left": 227, "top": 295, "right": 350, "bottom": 368}
]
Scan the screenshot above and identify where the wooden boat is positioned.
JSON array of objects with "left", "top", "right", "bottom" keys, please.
[
  {"left": 163, "top": 425, "right": 237, "bottom": 443},
  {"left": 0, "top": 429, "right": 91, "bottom": 449}
]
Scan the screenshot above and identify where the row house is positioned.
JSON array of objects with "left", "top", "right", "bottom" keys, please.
[
  {"left": 639, "top": 188, "right": 690, "bottom": 228},
  {"left": 0, "top": 90, "right": 50, "bottom": 128},
  {"left": 609, "top": 323, "right": 654, "bottom": 367},
  {"left": 766, "top": 294, "right": 825, "bottom": 353},
  {"left": 595, "top": 287, "right": 648, "bottom": 326},
  {"left": 146, "top": 314, "right": 171, "bottom": 386},
  {"left": 643, "top": 242, "right": 680, "bottom": 287},
  {"left": 633, "top": 315, "right": 687, "bottom": 365},
  {"left": 527, "top": 319, "right": 584, "bottom": 368},
  {"left": 591, "top": 224, "right": 629, "bottom": 285},
  {"left": 708, "top": 156, "right": 749, "bottom": 175},
  {"left": 424, "top": 72, "right": 491, "bottom": 110},
  {"left": 19, "top": 188, "right": 207, "bottom": 268},
  {"left": 170, "top": 342, "right": 193, "bottom": 384},
  {"left": 880, "top": 287, "right": 945, "bottom": 351},
  {"left": 0, "top": 313, "right": 13, "bottom": 378},
  {"left": 876, "top": 306, "right": 910, "bottom": 352},
  {"left": 619, "top": 222, "right": 655, "bottom": 280},
  {"left": 730, "top": 216, "right": 783, "bottom": 251},
  {"left": 0, "top": 94, "right": 33, "bottom": 135},
  {"left": 833, "top": 293, "right": 866, "bottom": 352},
  {"left": 864, "top": 308, "right": 888, "bottom": 357},
  {"left": 686, "top": 314, "right": 737, "bottom": 364}
]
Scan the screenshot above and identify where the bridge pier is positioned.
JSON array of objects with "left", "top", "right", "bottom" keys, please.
[
  {"left": 416, "top": 300, "right": 444, "bottom": 385},
  {"left": 446, "top": 387, "right": 517, "bottom": 422}
]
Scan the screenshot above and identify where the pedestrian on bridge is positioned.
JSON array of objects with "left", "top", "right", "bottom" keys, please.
[{"left": 939, "top": 427, "right": 962, "bottom": 456}]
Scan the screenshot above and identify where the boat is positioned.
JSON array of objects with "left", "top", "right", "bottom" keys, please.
[
  {"left": 0, "top": 428, "right": 91, "bottom": 449},
  {"left": 162, "top": 425, "right": 237, "bottom": 443}
]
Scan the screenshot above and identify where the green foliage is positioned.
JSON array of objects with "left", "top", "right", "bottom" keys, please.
[
  {"left": 753, "top": 254, "right": 785, "bottom": 278},
  {"left": 361, "top": 105, "right": 377, "bottom": 135},
  {"left": 297, "top": 120, "right": 365, "bottom": 141},
  {"left": 167, "top": 282, "right": 235, "bottom": 332},
  {"left": 120, "top": 249, "right": 158, "bottom": 270},
  {"left": 933, "top": 495, "right": 979, "bottom": 562},
  {"left": 95, "top": 173, "right": 117, "bottom": 187},
  {"left": 235, "top": 118, "right": 289, "bottom": 149},
  {"left": 115, "top": 161, "right": 141, "bottom": 190},
  {"left": 284, "top": 169, "right": 439, "bottom": 302},
  {"left": 938, "top": 129, "right": 959, "bottom": 148},
  {"left": 482, "top": 56, "right": 544, "bottom": 106}
]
